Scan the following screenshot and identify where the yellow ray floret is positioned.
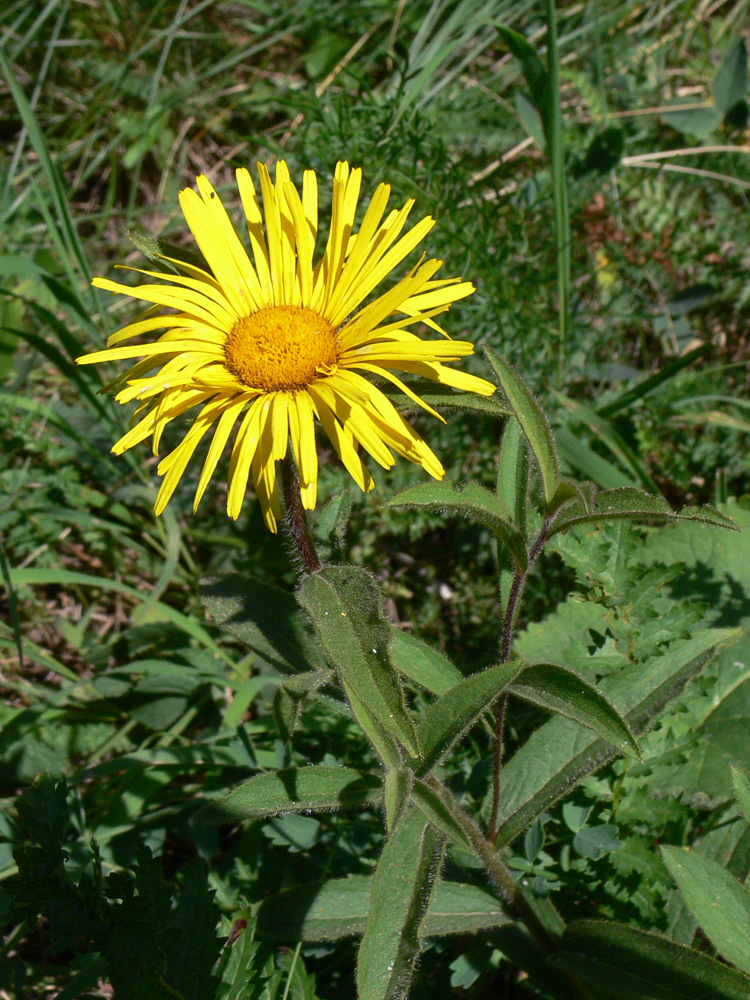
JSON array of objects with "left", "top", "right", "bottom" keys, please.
[{"left": 77, "top": 161, "right": 495, "bottom": 532}]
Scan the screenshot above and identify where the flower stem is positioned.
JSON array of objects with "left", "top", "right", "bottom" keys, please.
[
  {"left": 488, "top": 513, "right": 557, "bottom": 842},
  {"left": 280, "top": 457, "right": 322, "bottom": 574}
]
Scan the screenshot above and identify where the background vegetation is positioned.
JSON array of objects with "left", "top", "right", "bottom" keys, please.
[{"left": 1, "top": 0, "right": 750, "bottom": 996}]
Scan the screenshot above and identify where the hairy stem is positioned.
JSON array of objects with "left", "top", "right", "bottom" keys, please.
[
  {"left": 489, "top": 513, "right": 557, "bottom": 841},
  {"left": 427, "top": 776, "right": 558, "bottom": 951},
  {"left": 280, "top": 457, "right": 322, "bottom": 574}
]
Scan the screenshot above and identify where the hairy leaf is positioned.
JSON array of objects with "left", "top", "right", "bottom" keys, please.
[
  {"left": 201, "top": 767, "right": 382, "bottom": 823},
  {"left": 661, "top": 846, "right": 750, "bottom": 975},
  {"left": 387, "top": 479, "right": 528, "bottom": 570},
  {"left": 417, "top": 660, "right": 525, "bottom": 776},
  {"left": 508, "top": 662, "right": 640, "bottom": 759},
  {"left": 484, "top": 348, "right": 560, "bottom": 506},
  {"left": 357, "top": 807, "right": 444, "bottom": 1000},
  {"left": 555, "top": 919, "right": 750, "bottom": 999},
  {"left": 297, "top": 567, "right": 419, "bottom": 756}
]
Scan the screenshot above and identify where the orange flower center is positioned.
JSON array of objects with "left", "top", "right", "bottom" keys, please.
[{"left": 223, "top": 305, "right": 339, "bottom": 392}]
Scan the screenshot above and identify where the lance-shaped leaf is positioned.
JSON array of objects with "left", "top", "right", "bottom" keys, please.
[
  {"left": 555, "top": 919, "right": 750, "bottom": 1000},
  {"left": 201, "top": 573, "right": 325, "bottom": 673},
  {"left": 484, "top": 347, "right": 560, "bottom": 507},
  {"left": 344, "top": 682, "right": 403, "bottom": 769},
  {"left": 494, "top": 628, "right": 739, "bottom": 846},
  {"left": 382, "top": 381, "right": 511, "bottom": 418},
  {"left": 508, "top": 662, "right": 640, "bottom": 760},
  {"left": 297, "top": 567, "right": 419, "bottom": 757},
  {"left": 548, "top": 487, "right": 738, "bottom": 537},
  {"left": 389, "top": 628, "right": 462, "bottom": 697},
  {"left": 386, "top": 479, "right": 528, "bottom": 570},
  {"left": 496, "top": 417, "right": 529, "bottom": 533},
  {"left": 732, "top": 766, "right": 750, "bottom": 827},
  {"left": 357, "top": 807, "right": 444, "bottom": 1000},
  {"left": 201, "top": 767, "right": 382, "bottom": 823},
  {"left": 412, "top": 780, "right": 475, "bottom": 853},
  {"left": 274, "top": 669, "right": 333, "bottom": 742},
  {"left": 384, "top": 767, "right": 414, "bottom": 833},
  {"left": 496, "top": 26, "right": 550, "bottom": 138},
  {"left": 255, "top": 876, "right": 511, "bottom": 942},
  {"left": 661, "top": 846, "right": 750, "bottom": 976},
  {"left": 417, "top": 660, "right": 525, "bottom": 776}
]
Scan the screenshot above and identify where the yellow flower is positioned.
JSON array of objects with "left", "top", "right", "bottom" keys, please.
[{"left": 77, "top": 161, "right": 495, "bottom": 531}]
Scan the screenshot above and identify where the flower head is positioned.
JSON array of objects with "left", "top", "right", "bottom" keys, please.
[{"left": 77, "top": 161, "right": 495, "bottom": 531}]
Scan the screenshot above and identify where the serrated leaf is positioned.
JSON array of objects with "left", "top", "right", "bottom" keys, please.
[
  {"left": 386, "top": 480, "right": 528, "bottom": 570},
  {"left": 732, "top": 766, "right": 750, "bottom": 827},
  {"left": 494, "top": 629, "right": 739, "bottom": 846},
  {"left": 389, "top": 628, "right": 462, "bottom": 696},
  {"left": 661, "top": 846, "right": 750, "bottom": 975},
  {"left": 508, "top": 662, "right": 640, "bottom": 759},
  {"left": 200, "top": 574, "right": 324, "bottom": 674},
  {"left": 555, "top": 919, "right": 750, "bottom": 999},
  {"left": 214, "top": 912, "right": 260, "bottom": 1000},
  {"left": 417, "top": 660, "right": 525, "bottom": 776},
  {"left": 297, "top": 567, "right": 419, "bottom": 757},
  {"left": 201, "top": 767, "right": 382, "bottom": 823},
  {"left": 169, "top": 864, "right": 221, "bottom": 1000},
  {"left": 255, "top": 877, "right": 510, "bottom": 942},
  {"left": 713, "top": 38, "right": 748, "bottom": 116},
  {"left": 357, "top": 807, "right": 444, "bottom": 1000},
  {"left": 484, "top": 348, "right": 560, "bottom": 506}
]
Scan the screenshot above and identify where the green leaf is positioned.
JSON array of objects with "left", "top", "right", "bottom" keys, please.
[
  {"left": 732, "top": 766, "right": 750, "bottom": 827},
  {"left": 713, "top": 38, "right": 748, "bottom": 116},
  {"left": 661, "top": 846, "right": 750, "bottom": 975},
  {"left": 484, "top": 348, "right": 560, "bottom": 507},
  {"left": 201, "top": 767, "right": 382, "bottom": 823},
  {"left": 496, "top": 417, "right": 529, "bottom": 533},
  {"left": 417, "top": 660, "right": 525, "bottom": 776},
  {"left": 200, "top": 573, "right": 325, "bottom": 674},
  {"left": 297, "top": 567, "right": 420, "bottom": 757},
  {"left": 496, "top": 26, "right": 549, "bottom": 133},
  {"left": 494, "top": 628, "right": 739, "bottom": 846},
  {"left": 273, "top": 670, "right": 333, "bottom": 742},
  {"left": 549, "top": 487, "right": 737, "bottom": 537},
  {"left": 357, "top": 807, "right": 444, "bottom": 1000},
  {"left": 214, "top": 912, "right": 260, "bottom": 1000},
  {"left": 389, "top": 628, "right": 462, "bottom": 697},
  {"left": 411, "top": 780, "right": 475, "bottom": 853},
  {"left": 169, "top": 863, "right": 221, "bottom": 1000},
  {"left": 345, "top": 683, "right": 403, "bottom": 769},
  {"left": 662, "top": 98, "right": 722, "bottom": 137},
  {"left": 312, "top": 489, "right": 351, "bottom": 562},
  {"left": 555, "top": 919, "right": 750, "bottom": 999},
  {"left": 386, "top": 479, "right": 528, "bottom": 569},
  {"left": 508, "top": 662, "right": 641, "bottom": 759},
  {"left": 384, "top": 767, "right": 414, "bottom": 833},
  {"left": 382, "top": 382, "right": 510, "bottom": 418},
  {"left": 255, "top": 877, "right": 510, "bottom": 942}
]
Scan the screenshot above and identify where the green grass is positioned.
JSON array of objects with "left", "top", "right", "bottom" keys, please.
[{"left": 1, "top": 0, "right": 750, "bottom": 996}]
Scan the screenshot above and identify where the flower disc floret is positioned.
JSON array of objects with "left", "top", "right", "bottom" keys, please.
[
  {"left": 76, "top": 160, "right": 496, "bottom": 532},
  {"left": 224, "top": 305, "right": 339, "bottom": 392}
]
